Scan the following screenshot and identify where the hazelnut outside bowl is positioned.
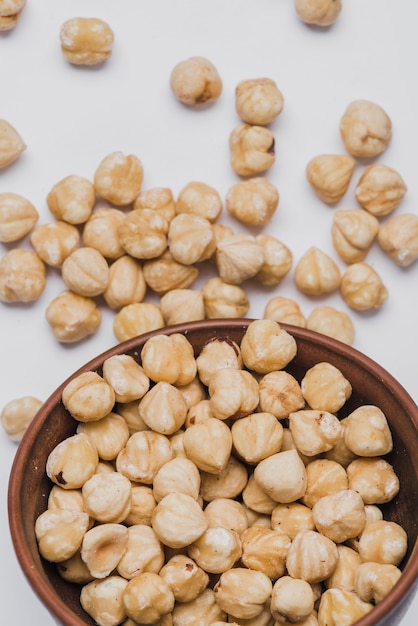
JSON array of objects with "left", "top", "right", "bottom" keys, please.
[{"left": 8, "top": 319, "right": 418, "bottom": 626}]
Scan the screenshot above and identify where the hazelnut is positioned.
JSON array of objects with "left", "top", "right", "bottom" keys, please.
[
  {"left": 170, "top": 56, "right": 222, "bottom": 105},
  {"left": 229, "top": 123, "right": 275, "bottom": 176},
  {"left": 60, "top": 17, "right": 114, "bottom": 66},
  {"left": 378, "top": 213, "right": 418, "bottom": 267},
  {"left": 332, "top": 208, "right": 379, "bottom": 263},
  {"left": 340, "top": 262, "right": 388, "bottom": 310},
  {"left": 94, "top": 152, "right": 144, "bottom": 206},
  {"left": 235, "top": 77, "right": 284, "bottom": 125},
  {"left": 306, "top": 305, "right": 355, "bottom": 345},
  {"left": 216, "top": 233, "right": 264, "bottom": 284},
  {"left": 0, "top": 192, "right": 38, "bottom": 242},
  {"left": 226, "top": 177, "right": 279, "bottom": 226},
  {"left": 295, "top": 0, "right": 342, "bottom": 26},
  {"left": 0, "top": 118, "right": 26, "bottom": 166},
  {"left": 355, "top": 164, "right": 407, "bottom": 216},
  {"left": 0, "top": 249, "right": 46, "bottom": 303},
  {"left": 176, "top": 181, "right": 222, "bottom": 222},
  {"left": 340, "top": 99, "right": 392, "bottom": 158},
  {"left": 294, "top": 247, "right": 341, "bottom": 296},
  {"left": 306, "top": 154, "right": 356, "bottom": 204}
]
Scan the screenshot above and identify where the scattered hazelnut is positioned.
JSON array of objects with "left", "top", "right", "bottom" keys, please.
[
  {"left": 170, "top": 56, "right": 222, "bottom": 106},
  {"left": 340, "top": 99, "right": 392, "bottom": 158},
  {"left": 60, "top": 17, "right": 114, "bottom": 66},
  {"left": 306, "top": 154, "right": 355, "bottom": 204}
]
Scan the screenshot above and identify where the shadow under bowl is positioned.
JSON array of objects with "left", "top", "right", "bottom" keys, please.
[{"left": 8, "top": 319, "right": 418, "bottom": 626}]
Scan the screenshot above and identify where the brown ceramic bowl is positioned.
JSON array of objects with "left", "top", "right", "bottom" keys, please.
[{"left": 8, "top": 319, "right": 418, "bottom": 626}]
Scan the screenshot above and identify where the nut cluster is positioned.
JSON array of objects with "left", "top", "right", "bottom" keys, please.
[
  {"left": 0, "top": 141, "right": 293, "bottom": 345},
  {"left": 34, "top": 320, "right": 406, "bottom": 626},
  {"left": 304, "top": 97, "right": 417, "bottom": 314},
  {"left": 3, "top": 27, "right": 417, "bottom": 361}
]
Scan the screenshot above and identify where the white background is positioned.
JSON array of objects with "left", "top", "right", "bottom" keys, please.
[{"left": 1, "top": 1, "right": 417, "bottom": 624}]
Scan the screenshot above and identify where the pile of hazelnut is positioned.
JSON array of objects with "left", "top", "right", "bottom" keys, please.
[{"left": 33, "top": 320, "right": 407, "bottom": 626}]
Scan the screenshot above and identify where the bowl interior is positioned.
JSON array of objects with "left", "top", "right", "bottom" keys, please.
[{"left": 8, "top": 319, "right": 418, "bottom": 626}]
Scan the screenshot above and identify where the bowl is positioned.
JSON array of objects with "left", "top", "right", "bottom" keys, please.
[{"left": 8, "top": 318, "right": 418, "bottom": 626}]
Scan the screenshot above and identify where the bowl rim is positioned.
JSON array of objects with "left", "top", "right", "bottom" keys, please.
[{"left": 7, "top": 318, "right": 418, "bottom": 626}]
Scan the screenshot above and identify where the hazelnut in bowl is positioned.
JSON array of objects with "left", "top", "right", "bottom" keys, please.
[{"left": 8, "top": 318, "right": 418, "bottom": 626}]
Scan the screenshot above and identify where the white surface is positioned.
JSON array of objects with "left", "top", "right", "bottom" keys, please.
[{"left": 0, "top": 1, "right": 417, "bottom": 624}]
